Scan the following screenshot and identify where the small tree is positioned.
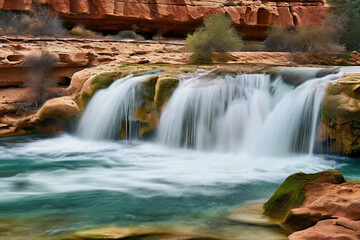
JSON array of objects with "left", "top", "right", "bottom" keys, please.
[
  {"left": 23, "top": 51, "right": 59, "bottom": 107},
  {"left": 186, "top": 14, "right": 243, "bottom": 62},
  {"left": 328, "top": 0, "right": 360, "bottom": 51},
  {"left": 264, "top": 23, "right": 344, "bottom": 53}
]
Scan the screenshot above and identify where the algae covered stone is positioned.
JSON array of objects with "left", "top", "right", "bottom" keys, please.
[
  {"left": 263, "top": 171, "right": 345, "bottom": 219},
  {"left": 154, "top": 76, "right": 179, "bottom": 110},
  {"left": 78, "top": 71, "right": 123, "bottom": 110},
  {"left": 321, "top": 74, "right": 360, "bottom": 155}
]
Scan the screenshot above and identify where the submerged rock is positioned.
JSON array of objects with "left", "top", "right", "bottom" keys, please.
[
  {"left": 229, "top": 202, "right": 281, "bottom": 227},
  {"left": 65, "top": 226, "right": 225, "bottom": 240}
]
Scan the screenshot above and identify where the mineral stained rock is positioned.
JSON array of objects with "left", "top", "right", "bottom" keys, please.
[{"left": 0, "top": 0, "right": 327, "bottom": 39}]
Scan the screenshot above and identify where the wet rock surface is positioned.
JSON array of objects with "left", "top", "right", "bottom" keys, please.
[
  {"left": 264, "top": 171, "right": 360, "bottom": 240},
  {"left": 321, "top": 73, "right": 360, "bottom": 156}
]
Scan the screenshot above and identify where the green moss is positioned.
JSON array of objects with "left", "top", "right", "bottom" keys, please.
[
  {"left": 326, "top": 83, "right": 345, "bottom": 96},
  {"left": 352, "top": 119, "right": 360, "bottom": 129},
  {"left": 154, "top": 77, "right": 179, "bottom": 110},
  {"left": 143, "top": 76, "right": 159, "bottom": 100},
  {"left": 91, "top": 72, "right": 123, "bottom": 93},
  {"left": 264, "top": 171, "right": 345, "bottom": 219},
  {"left": 337, "top": 53, "right": 351, "bottom": 61},
  {"left": 78, "top": 72, "right": 123, "bottom": 111}
]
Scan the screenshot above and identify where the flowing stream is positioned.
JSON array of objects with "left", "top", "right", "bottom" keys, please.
[{"left": 0, "top": 67, "right": 359, "bottom": 240}]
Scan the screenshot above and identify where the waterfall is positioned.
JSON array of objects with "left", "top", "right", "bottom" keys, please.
[
  {"left": 157, "top": 71, "right": 341, "bottom": 155},
  {"left": 77, "top": 67, "right": 341, "bottom": 156},
  {"left": 157, "top": 74, "right": 272, "bottom": 151},
  {"left": 258, "top": 73, "right": 342, "bottom": 156},
  {"left": 77, "top": 72, "right": 157, "bottom": 140}
]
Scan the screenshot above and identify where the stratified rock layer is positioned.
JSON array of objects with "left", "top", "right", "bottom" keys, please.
[
  {"left": 0, "top": 0, "right": 327, "bottom": 39},
  {"left": 321, "top": 74, "right": 360, "bottom": 156},
  {"left": 264, "top": 171, "right": 360, "bottom": 240}
]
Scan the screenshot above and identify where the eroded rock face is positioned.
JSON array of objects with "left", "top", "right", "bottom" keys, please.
[
  {"left": 321, "top": 74, "right": 360, "bottom": 156},
  {"left": 0, "top": 0, "right": 327, "bottom": 39},
  {"left": 264, "top": 171, "right": 360, "bottom": 240}
]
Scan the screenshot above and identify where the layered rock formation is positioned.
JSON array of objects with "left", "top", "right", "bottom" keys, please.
[
  {"left": 0, "top": 0, "right": 328, "bottom": 39},
  {"left": 321, "top": 74, "right": 360, "bottom": 156},
  {"left": 264, "top": 171, "right": 360, "bottom": 240}
]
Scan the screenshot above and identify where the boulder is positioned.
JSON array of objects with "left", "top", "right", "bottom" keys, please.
[
  {"left": 321, "top": 74, "right": 360, "bottom": 156},
  {"left": 264, "top": 170, "right": 360, "bottom": 239},
  {"left": 35, "top": 96, "right": 80, "bottom": 122},
  {"left": 263, "top": 171, "right": 345, "bottom": 219},
  {"left": 289, "top": 218, "right": 360, "bottom": 240}
]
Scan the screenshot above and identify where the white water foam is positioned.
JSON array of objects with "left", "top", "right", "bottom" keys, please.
[{"left": 0, "top": 135, "right": 338, "bottom": 199}]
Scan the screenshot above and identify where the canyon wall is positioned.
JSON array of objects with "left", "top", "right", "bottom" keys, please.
[{"left": 0, "top": 0, "right": 327, "bottom": 39}]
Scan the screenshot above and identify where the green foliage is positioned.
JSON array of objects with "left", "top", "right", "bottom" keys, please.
[
  {"left": 186, "top": 14, "right": 243, "bottom": 62},
  {"left": 70, "top": 25, "right": 98, "bottom": 38},
  {"left": 264, "top": 24, "right": 344, "bottom": 52},
  {"left": 328, "top": 0, "right": 360, "bottom": 51},
  {"left": 117, "top": 30, "right": 136, "bottom": 39},
  {"left": 23, "top": 51, "right": 59, "bottom": 107},
  {"left": 79, "top": 72, "right": 123, "bottom": 110},
  {"left": 263, "top": 26, "right": 286, "bottom": 52},
  {"left": 0, "top": 6, "right": 66, "bottom": 37},
  {"left": 264, "top": 171, "right": 345, "bottom": 218}
]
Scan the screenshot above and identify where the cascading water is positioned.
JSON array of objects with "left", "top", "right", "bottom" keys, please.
[
  {"left": 76, "top": 67, "right": 342, "bottom": 155},
  {"left": 258, "top": 72, "right": 342, "bottom": 156},
  {"left": 77, "top": 72, "right": 158, "bottom": 140},
  {"left": 2, "top": 67, "right": 354, "bottom": 240},
  {"left": 157, "top": 70, "right": 342, "bottom": 155},
  {"left": 157, "top": 74, "right": 272, "bottom": 151}
]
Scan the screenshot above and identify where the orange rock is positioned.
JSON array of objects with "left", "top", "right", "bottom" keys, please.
[
  {"left": 266, "top": 171, "right": 360, "bottom": 239},
  {"left": 289, "top": 218, "right": 360, "bottom": 240},
  {"left": 0, "top": 0, "right": 328, "bottom": 39}
]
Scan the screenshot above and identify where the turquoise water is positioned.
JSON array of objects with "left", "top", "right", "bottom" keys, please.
[{"left": 0, "top": 134, "right": 358, "bottom": 239}]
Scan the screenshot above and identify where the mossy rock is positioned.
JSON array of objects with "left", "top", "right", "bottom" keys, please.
[
  {"left": 322, "top": 93, "right": 360, "bottom": 124},
  {"left": 143, "top": 75, "right": 159, "bottom": 101},
  {"left": 326, "top": 83, "right": 345, "bottom": 96},
  {"left": 78, "top": 71, "right": 123, "bottom": 110},
  {"left": 154, "top": 77, "right": 179, "bottom": 110},
  {"left": 136, "top": 101, "right": 159, "bottom": 137},
  {"left": 91, "top": 72, "right": 123, "bottom": 93},
  {"left": 263, "top": 171, "right": 345, "bottom": 219}
]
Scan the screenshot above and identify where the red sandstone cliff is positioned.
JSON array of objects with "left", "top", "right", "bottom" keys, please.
[{"left": 0, "top": 0, "right": 327, "bottom": 39}]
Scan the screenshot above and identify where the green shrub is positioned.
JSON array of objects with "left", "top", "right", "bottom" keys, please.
[
  {"left": 117, "top": 30, "right": 136, "bottom": 39},
  {"left": 263, "top": 26, "right": 286, "bottom": 52},
  {"left": 264, "top": 24, "right": 344, "bottom": 52},
  {"left": 70, "top": 25, "right": 98, "bottom": 38},
  {"left": 328, "top": 0, "right": 360, "bottom": 51},
  {"left": 0, "top": 6, "right": 66, "bottom": 37},
  {"left": 186, "top": 14, "right": 243, "bottom": 62},
  {"left": 23, "top": 51, "right": 59, "bottom": 107}
]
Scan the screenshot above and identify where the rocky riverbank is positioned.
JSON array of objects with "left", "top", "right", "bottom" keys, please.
[
  {"left": 1, "top": 37, "right": 360, "bottom": 155},
  {"left": 263, "top": 171, "right": 360, "bottom": 240}
]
